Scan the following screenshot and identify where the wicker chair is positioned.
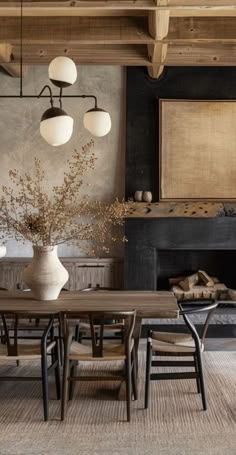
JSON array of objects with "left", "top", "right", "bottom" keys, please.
[
  {"left": 145, "top": 299, "right": 218, "bottom": 411},
  {"left": 61, "top": 310, "right": 137, "bottom": 422},
  {"left": 0, "top": 311, "right": 61, "bottom": 421}
]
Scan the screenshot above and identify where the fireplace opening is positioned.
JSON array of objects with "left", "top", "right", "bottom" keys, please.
[{"left": 156, "top": 249, "right": 236, "bottom": 291}]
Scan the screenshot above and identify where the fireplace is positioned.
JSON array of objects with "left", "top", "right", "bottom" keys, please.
[
  {"left": 156, "top": 249, "right": 236, "bottom": 291},
  {"left": 124, "top": 218, "right": 236, "bottom": 290}
]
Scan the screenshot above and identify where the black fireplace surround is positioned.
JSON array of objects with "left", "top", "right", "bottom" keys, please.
[
  {"left": 124, "top": 67, "right": 236, "bottom": 291},
  {"left": 124, "top": 218, "right": 236, "bottom": 290}
]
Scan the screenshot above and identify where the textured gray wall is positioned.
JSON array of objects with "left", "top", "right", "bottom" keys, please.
[{"left": 0, "top": 66, "right": 125, "bottom": 257}]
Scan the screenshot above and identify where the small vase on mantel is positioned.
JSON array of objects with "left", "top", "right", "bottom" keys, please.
[{"left": 22, "top": 245, "right": 69, "bottom": 301}]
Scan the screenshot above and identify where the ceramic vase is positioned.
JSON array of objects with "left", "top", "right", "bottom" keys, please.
[
  {"left": 22, "top": 245, "right": 69, "bottom": 300},
  {"left": 134, "top": 190, "right": 143, "bottom": 202},
  {"left": 0, "top": 244, "right": 6, "bottom": 258},
  {"left": 143, "top": 191, "right": 152, "bottom": 203}
]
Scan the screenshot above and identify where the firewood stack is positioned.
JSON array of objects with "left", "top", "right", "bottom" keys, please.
[{"left": 169, "top": 270, "right": 228, "bottom": 300}]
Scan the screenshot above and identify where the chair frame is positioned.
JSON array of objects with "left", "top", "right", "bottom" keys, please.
[
  {"left": 145, "top": 299, "right": 218, "bottom": 411},
  {"left": 61, "top": 310, "right": 137, "bottom": 422},
  {"left": 0, "top": 311, "right": 61, "bottom": 421},
  {"left": 78, "top": 285, "right": 124, "bottom": 342}
]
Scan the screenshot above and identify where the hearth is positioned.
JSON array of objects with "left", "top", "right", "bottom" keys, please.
[{"left": 156, "top": 249, "right": 235, "bottom": 291}]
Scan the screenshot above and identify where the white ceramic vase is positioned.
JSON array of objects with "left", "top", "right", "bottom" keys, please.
[
  {"left": 134, "top": 190, "right": 143, "bottom": 202},
  {"left": 0, "top": 244, "right": 6, "bottom": 258},
  {"left": 142, "top": 191, "right": 152, "bottom": 203},
  {"left": 22, "top": 245, "right": 69, "bottom": 300}
]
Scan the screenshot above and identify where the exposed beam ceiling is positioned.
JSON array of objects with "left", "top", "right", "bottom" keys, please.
[{"left": 1, "top": 1, "right": 236, "bottom": 78}]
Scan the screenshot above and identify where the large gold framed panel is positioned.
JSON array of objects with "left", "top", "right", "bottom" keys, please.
[{"left": 159, "top": 99, "right": 236, "bottom": 201}]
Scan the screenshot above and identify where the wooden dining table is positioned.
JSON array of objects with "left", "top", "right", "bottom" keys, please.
[
  {"left": 0, "top": 288, "right": 179, "bottom": 362},
  {"left": 0, "top": 289, "right": 179, "bottom": 318},
  {"left": 0, "top": 289, "right": 179, "bottom": 399}
]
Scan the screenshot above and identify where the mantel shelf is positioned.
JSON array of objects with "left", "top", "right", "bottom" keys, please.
[{"left": 126, "top": 202, "right": 230, "bottom": 218}]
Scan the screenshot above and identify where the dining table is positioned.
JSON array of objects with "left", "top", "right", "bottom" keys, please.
[
  {"left": 0, "top": 289, "right": 179, "bottom": 399},
  {"left": 0, "top": 289, "right": 178, "bottom": 314},
  {"left": 0, "top": 288, "right": 179, "bottom": 342},
  {"left": 0, "top": 289, "right": 179, "bottom": 361}
]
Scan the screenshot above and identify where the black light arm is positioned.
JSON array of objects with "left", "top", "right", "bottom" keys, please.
[{"left": 38, "top": 85, "right": 54, "bottom": 107}]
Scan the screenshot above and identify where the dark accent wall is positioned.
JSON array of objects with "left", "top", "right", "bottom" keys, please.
[
  {"left": 126, "top": 66, "right": 236, "bottom": 201},
  {"left": 125, "top": 67, "right": 236, "bottom": 290}
]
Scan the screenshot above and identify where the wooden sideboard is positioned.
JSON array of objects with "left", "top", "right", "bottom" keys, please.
[{"left": 0, "top": 257, "right": 124, "bottom": 291}]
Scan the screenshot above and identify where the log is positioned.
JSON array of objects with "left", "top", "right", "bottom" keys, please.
[
  {"left": 168, "top": 276, "right": 185, "bottom": 286},
  {"left": 171, "top": 283, "right": 227, "bottom": 301},
  {"left": 198, "top": 270, "right": 214, "bottom": 287},
  {"left": 179, "top": 272, "right": 199, "bottom": 291}
]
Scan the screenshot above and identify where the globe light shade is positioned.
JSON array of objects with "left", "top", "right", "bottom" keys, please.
[
  {"left": 40, "top": 107, "right": 74, "bottom": 146},
  {"left": 83, "top": 108, "right": 111, "bottom": 137},
  {"left": 0, "top": 244, "right": 6, "bottom": 258},
  {"left": 48, "top": 56, "right": 77, "bottom": 88}
]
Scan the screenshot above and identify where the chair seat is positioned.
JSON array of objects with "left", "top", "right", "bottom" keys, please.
[
  {"left": 151, "top": 331, "right": 203, "bottom": 353},
  {"left": 0, "top": 340, "right": 55, "bottom": 360},
  {"left": 69, "top": 340, "right": 132, "bottom": 361}
]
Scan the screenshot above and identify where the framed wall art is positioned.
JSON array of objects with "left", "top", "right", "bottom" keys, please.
[{"left": 159, "top": 99, "right": 236, "bottom": 201}]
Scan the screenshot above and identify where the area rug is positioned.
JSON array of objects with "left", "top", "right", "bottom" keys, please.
[{"left": 0, "top": 351, "right": 236, "bottom": 455}]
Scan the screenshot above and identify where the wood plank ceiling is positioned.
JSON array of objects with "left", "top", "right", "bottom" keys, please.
[{"left": 1, "top": 1, "right": 236, "bottom": 79}]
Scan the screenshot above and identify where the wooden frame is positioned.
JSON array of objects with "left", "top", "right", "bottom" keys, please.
[{"left": 159, "top": 99, "right": 236, "bottom": 201}]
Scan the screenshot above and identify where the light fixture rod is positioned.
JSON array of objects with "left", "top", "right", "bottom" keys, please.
[
  {"left": 0, "top": 95, "right": 98, "bottom": 107},
  {"left": 38, "top": 85, "right": 54, "bottom": 107}
]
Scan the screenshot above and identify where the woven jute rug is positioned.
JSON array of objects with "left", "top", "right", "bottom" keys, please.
[{"left": 0, "top": 351, "right": 236, "bottom": 455}]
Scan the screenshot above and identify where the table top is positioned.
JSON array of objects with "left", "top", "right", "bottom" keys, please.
[{"left": 0, "top": 290, "right": 179, "bottom": 319}]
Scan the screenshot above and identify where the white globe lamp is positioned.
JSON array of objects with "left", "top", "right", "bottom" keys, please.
[
  {"left": 48, "top": 56, "right": 77, "bottom": 88},
  {"left": 83, "top": 108, "right": 111, "bottom": 137},
  {"left": 40, "top": 107, "right": 74, "bottom": 146}
]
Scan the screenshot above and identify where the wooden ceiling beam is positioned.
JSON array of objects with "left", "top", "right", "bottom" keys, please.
[
  {"left": 147, "top": 6, "right": 169, "bottom": 78},
  {"left": 2, "top": 16, "right": 236, "bottom": 45},
  {"left": 0, "top": 16, "right": 152, "bottom": 44},
  {"left": 166, "top": 43, "right": 236, "bottom": 65},
  {"left": 167, "top": 17, "right": 236, "bottom": 42},
  {"left": 13, "top": 44, "right": 151, "bottom": 65},
  {"left": 0, "top": 42, "right": 23, "bottom": 77},
  {"left": 5, "top": 42, "right": 236, "bottom": 67},
  {"left": 2, "top": 16, "right": 236, "bottom": 44},
  {"left": 1, "top": 2, "right": 236, "bottom": 18}
]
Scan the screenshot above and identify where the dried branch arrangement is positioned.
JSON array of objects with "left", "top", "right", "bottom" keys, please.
[{"left": 0, "top": 140, "right": 132, "bottom": 254}]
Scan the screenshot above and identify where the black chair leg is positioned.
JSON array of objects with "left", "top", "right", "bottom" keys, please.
[
  {"left": 55, "top": 340, "right": 61, "bottom": 400},
  {"left": 74, "top": 324, "right": 80, "bottom": 342},
  {"left": 196, "top": 349, "right": 207, "bottom": 411},
  {"left": 125, "top": 355, "right": 132, "bottom": 422},
  {"left": 58, "top": 323, "right": 63, "bottom": 366},
  {"left": 61, "top": 356, "right": 70, "bottom": 421},
  {"left": 194, "top": 354, "right": 201, "bottom": 394},
  {"left": 131, "top": 350, "right": 138, "bottom": 401},
  {"left": 69, "top": 361, "right": 78, "bottom": 400},
  {"left": 144, "top": 340, "right": 152, "bottom": 409},
  {"left": 41, "top": 352, "right": 49, "bottom": 421}
]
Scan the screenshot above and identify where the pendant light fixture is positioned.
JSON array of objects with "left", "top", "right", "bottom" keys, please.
[
  {"left": 38, "top": 55, "right": 77, "bottom": 147},
  {"left": 0, "top": 1, "right": 112, "bottom": 146},
  {"left": 38, "top": 56, "right": 111, "bottom": 146}
]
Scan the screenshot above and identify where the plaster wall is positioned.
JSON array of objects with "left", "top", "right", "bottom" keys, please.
[{"left": 0, "top": 66, "right": 125, "bottom": 257}]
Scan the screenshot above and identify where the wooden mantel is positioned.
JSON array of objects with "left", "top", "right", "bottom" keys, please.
[
  {"left": 1, "top": 1, "right": 236, "bottom": 78},
  {"left": 126, "top": 202, "right": 226, "bottom": 217}
]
